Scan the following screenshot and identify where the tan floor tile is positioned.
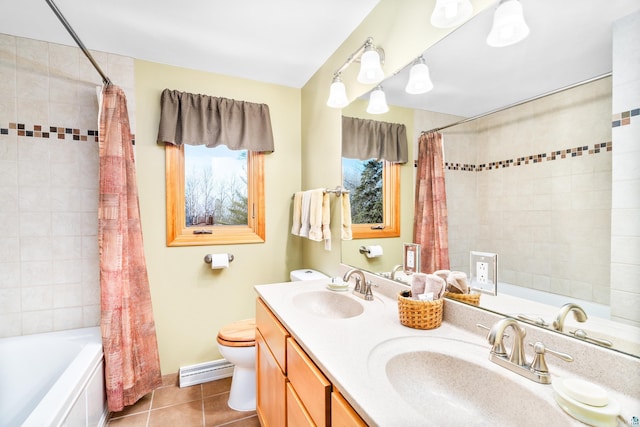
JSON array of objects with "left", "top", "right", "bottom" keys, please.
[
  {"left": 161, "top": 373, "right": 179, "bottom": 388},
  {"left": 203, "top": 393, "right": 256, "bottom": 427},
  {"left": 202, "top": 377, "right": 232, "bottom": 398},
  {"left": 148, "top": 400, "right": 203, "bottom": 427},
  {"left": 224, "top": 415, "right": 261, "bottom": 427},
  {"left": 107, "top": 412, "right": 149, "bottom": 427},
  {"left": 152, "top": 384, "right": 202, "bottom": 409},
  {"left": 109, "top": 392, "right": 153, "bottom": 418}
]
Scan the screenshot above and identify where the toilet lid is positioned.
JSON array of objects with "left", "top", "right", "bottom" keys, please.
[{"left": 217, "top": 318, "right": 256, "bottom": 346}]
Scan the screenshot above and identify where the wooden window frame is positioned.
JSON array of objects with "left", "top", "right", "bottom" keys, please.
[
  {"left": 350, "top": 160, "right": 400, "bottom": 239},
  {"left": 165, "top": 143, "right": 265, "bottom": 246}
]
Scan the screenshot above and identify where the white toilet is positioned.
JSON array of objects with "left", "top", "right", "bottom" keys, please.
[{"left": 216, "top": 269, "right": 328, "bottom": 411}]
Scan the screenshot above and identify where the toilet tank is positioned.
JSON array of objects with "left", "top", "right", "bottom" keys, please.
[{"left": 290, "top": 269, "right": 328, "bottom": 281}]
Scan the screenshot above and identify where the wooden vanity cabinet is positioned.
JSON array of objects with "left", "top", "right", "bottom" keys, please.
[
  {"left": 331, "top": 391, "right": 367, "bottom": 426},
  {"left": 256, "top": 297, "right": 366, "bottom": 427},
  {"left": 287, "top": 337, "right": 331, "bottom": 426},
  {"left": 256, "top": 298, "right": 289, "bottom": 427}
]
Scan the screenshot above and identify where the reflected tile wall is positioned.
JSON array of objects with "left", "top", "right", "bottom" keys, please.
[
  {"left": 611, "top": 10, "right": 640, "bottom": 327},
  {"left": 0, "top": 33, "right": 135, "bottom": 337},
  {"left": 416, "top": 77, "right": 613, "bottom": 307}
]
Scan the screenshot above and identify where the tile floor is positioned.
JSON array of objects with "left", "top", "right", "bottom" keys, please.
[{"left": 107, "top": 374, "right": 260, "bottom": 427}]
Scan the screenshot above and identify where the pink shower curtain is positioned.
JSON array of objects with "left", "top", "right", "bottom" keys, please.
[
  {"left": 99, "top": 84, "right": 162, "bottom": 412},
  {"left": 413, "top": 132, "right": 450, "bottom": 273}
]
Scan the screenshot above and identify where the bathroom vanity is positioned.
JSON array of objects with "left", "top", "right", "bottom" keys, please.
[{"left": 254, "top": 269, "right": 640, "bottom": 426}]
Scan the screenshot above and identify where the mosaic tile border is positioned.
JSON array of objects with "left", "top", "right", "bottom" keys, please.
[
  {"left": 442, "top": 141, "right": 612, "bottom": 172},
  {"left": 612, "top": 108, "right": 640, "bottom": 128},
  {"left": 0, "top": 122, "right": 136, "bottom": 144},
  {"left": 1, "top": 122, "right": 99, "bottom": 142}
]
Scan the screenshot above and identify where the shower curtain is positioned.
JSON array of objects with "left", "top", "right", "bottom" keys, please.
[
  {"left": 99, "top": 84, "right": 162, "bottom": 412},
  {"left": 413, "top": 131, "right": 450, "bottom": 273}
]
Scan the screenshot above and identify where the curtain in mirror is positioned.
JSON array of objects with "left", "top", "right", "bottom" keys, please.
[{"left": 413, "top": 131, "right": 450, "bottom": 273}]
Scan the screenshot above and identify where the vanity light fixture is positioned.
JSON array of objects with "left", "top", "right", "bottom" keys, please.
[
  {"left": 486, "top": 0, "right": 530, "bottom": 47},
  {"left": 357, "top": 42, "right": 385, "bottom": 84},
  {"left": 430, "top": 0, "right": 473, "bottom": 29},
  {"left": 366, "top": 86, "right": 389, "bottom": 114},
  {"left": 326, "top": 74, "right": 349, "bottom": 108},
  {"left": 326, "top": 37, "right": 385, "bottom": 109},
  {"left": 405, "top": 56, "right": 434, "bottom": 95}
]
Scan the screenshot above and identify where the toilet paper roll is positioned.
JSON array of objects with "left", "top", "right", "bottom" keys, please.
[
  {"left": 209, "top": 253, "right": 229, "bottom": 269},
  {"left": 365, "top": 245, "right": 383, "bottom": 258}
]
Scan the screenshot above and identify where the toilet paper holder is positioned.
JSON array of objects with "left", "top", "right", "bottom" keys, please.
[
  {"left": 359, "top": 246, "right": 371, "bottom": 255},
  {"left": 204, "top": 253, "right": 235, "bottom": 264}
]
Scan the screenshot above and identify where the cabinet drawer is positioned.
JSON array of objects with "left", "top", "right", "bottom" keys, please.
[
  {"left": 256, "top": 298, "right": 289, "bottom": 373},
  {"left": 287, "top": 382, "right": 315, "bottom": 427},
  {"left": 331, "top": 391, "right": 367, "bottom": 427},
  {"left": 287, "top": 338, "right": 331, "bottom": 427},
  {"left": 256, "top": 330, "right": 287, "bottom": 427}
]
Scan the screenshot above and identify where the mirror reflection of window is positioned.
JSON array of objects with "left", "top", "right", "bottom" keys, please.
[
  {"left": 342, "top": 158, "right": 383, "bottom": 224},
  {"left": 184, "top": 145, "right": 248, "bottom": 227}
]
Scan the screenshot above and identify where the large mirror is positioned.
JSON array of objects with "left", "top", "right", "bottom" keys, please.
[{"left": 340, "top": 0, "right": 640, "bottom": 357}]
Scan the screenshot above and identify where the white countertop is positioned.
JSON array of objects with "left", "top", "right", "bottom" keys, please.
[{"left": 254, "top": 279, "right": 595, "bottom": 426}]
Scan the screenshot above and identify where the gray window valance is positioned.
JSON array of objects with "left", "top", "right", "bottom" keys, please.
[
  {"left": 157, "top": 89, "right": 274, "bottom": 152},
  {"left": 341, "top": 116, "right": 408, "bottom": 163}
]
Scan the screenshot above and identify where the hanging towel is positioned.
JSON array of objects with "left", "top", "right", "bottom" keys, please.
[
  {"left": 299, "top": 190, "right": 312, "bottom": 237},
  {"left": 308, "top": 189, "right": 325, "bottom": 242},
  {"left": 322, "top": 192, "right": 331, "bottom": 250},
  {"left": 341, "top": 193, "right": 353, "bottom": 240},
  {"left": 291, "top": 191, "right": 303, "bottom": 236}
]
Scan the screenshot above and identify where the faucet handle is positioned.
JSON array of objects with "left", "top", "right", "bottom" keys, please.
[
  {"left": 529, "top": 342, "right": 573, "bottom": 374},
  {"left": 476, "top": 323, "right": 508, "bottom": 356},
  {"left": 352, "top": 276, "right": 361, "bottom": 292}
]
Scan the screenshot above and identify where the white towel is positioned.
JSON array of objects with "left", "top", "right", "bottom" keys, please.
[
  {"left": 291, "top": 191, "right": 303, "bottom": 236},
  {"left": 299, "top": 190, "right": 312, "bottom": 237},
  {"left": 322, "top": 192, "right": 331, "bottom": 250},
  {"left": 341, "top": 193, "right": 352, "bottom": 240},
  {"left": 308, "top": 189, "right": 325, "bottom": 242}
]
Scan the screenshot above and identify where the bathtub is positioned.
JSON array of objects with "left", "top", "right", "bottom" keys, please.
[{"left": 0, "top": 327, "right": 107, "bottom": 427}]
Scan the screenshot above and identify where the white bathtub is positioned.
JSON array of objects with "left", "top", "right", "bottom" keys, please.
[{"left": 0, "top": 327, "right": 107, "bottom": 427}]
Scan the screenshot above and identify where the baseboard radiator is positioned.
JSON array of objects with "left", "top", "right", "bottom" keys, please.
[{"left": 178, "top": 359, "right": 235, "bottom": 388}]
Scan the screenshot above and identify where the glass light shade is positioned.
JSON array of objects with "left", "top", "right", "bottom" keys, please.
[
  {"left": 326, "top": 79, "right": 348, "bottom": 108},
  {"left": 357, "top": 48, "right": 384, "bottom": 84},
  {"left": 405, "top": 61, "right": 434, "bottom": 94},
  {"left": 430, "top": 0, "right": 473, "bottom": 29},
  {"left": 366, "top": 87, "right": 389, "bottom": 114},
  {"left": 486, "top": 0, "right": 530, "bottom": 47}
]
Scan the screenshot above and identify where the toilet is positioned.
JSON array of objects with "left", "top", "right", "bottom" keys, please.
[{"left": 216, "top": 269, "right": 328, "bottom": 411}]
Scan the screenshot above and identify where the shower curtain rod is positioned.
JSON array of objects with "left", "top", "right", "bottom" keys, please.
[
  {"left": 45, "top": 0, "right": 112, "bottom": 86},
  {"left": 421, "top": 72, "right": 612, "bottom": 135}
]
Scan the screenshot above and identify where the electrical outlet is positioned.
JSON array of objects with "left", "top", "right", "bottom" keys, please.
[{"left": 476, "top": 261, "right": 489, "bottom": 284}]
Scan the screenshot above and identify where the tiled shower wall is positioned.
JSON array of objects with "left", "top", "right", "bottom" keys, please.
[
  {"left": 0, "top": 34, "right": 135, "bottom": 337},
  {"left": 416, "top": 77, "right": 613, "bottom": 306},
  {"left": 611, "top": 10, "right": 640, "bottom": 327}
]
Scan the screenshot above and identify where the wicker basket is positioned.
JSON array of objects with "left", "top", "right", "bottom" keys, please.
[
  {"left": 444, "top": 291, "right": 481, "bottom": 306},
  {"left": 397, "top": 291, "right": 443, "bottom": 330}
]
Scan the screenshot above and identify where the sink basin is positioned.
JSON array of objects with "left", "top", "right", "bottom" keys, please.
[
  {"left": 292, "top": 291, "right": 364, "bottom": 319},
  {"left": 369, "top": 336, "right": 569, "bottom": 426}
]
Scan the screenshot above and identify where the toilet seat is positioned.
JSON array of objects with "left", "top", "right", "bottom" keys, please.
[{"left": 217, "top": 318, "right": 256, "bottom": 347}]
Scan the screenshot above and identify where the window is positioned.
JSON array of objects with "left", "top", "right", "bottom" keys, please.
[
  {"left": 165, "top": 143, "right": 265, "bottom": 246},
  {"left": 342, "top": 158, "right": 400, "bottom": 238}
]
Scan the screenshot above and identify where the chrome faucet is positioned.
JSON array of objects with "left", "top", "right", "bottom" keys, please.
[
  {"left": 552, "top": 303, "right": 588, "bottom": 332},
  {"left": 390, "top": 264, "right": 403, "bottom": 280},
  {"left": 343, "top": 268, "right": 374, "bottom": 301},
  {"left": 487, "top": 317, "right": 527, "bottom": 366},
  {"left": 486, "top": 317, "right": 573, "bottom": 384}
]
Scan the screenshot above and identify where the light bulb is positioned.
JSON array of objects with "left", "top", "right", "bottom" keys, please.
[
  {"left": 486, "top": 0, "right": 530, "bottom": 47},
  {"left": 405, "top": 59, "right": 434, "bottom": 95},
  {"left": 366, "top": 86, "right": 389, "bottom": 114},
  {"left": 430, "top": 0, "right": 473, "bottom": 28},
  {"left": 357, "top": 48, "right": 384, "bottom": 84},
  {"left": 326, "top": 77, "right": 348, "bottom": 108}
]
